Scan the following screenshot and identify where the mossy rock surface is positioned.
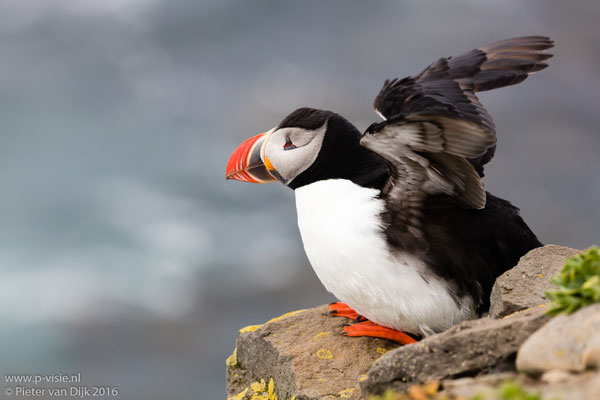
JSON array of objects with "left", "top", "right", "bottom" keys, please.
[{"left": 226, "top": 305, "right": 399, "bottom": 400}]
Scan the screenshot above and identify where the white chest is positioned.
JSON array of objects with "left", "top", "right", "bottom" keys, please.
[{"left": 294, "top": 179, "right": 475, "bottom": 335}]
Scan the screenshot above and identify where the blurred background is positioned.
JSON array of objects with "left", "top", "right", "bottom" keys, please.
[{"left": 0, "top": 0, "right": 598, "bottom": 399}]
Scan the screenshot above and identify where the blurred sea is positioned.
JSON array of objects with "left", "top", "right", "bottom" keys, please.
[{"left": 0, "top": 1, "right": 599, "bottom": 399}]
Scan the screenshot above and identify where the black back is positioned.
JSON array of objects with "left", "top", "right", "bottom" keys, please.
[{"left": 383, "top": 192, "right": 542, "bottom": 312}]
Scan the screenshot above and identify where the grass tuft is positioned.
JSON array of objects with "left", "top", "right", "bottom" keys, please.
[{"left": 545, "top": 246, "right": 600, "bottom": 316}]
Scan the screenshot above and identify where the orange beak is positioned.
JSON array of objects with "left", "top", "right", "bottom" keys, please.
[{"left": 225, "top": 132, "right": 277, "bottom": 183}]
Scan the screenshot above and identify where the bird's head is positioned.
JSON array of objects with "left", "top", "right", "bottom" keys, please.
[{"left": 226, "top": 108, "right": 388, "bottom": 190}]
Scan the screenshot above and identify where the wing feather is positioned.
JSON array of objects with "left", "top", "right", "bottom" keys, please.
[
  {"left": 373, "top": 36, "right": 553, "bottom": 176},
  {"left": 365, "top": 36, "right": 552, "bottom": 237},
  {"left": 361, "top": 115, "right": 495, "bottom": 210}
]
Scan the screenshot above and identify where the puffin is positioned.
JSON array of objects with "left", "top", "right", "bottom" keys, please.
[{"left": 225, "top": 36, "right": 552, "bottom": 344}]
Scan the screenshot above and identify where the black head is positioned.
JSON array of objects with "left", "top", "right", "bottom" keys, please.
[{"left": 261, "top": 107, "right": 388, "bottom": 190}]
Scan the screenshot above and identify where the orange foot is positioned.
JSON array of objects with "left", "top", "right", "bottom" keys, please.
[
  {"left": 329, "top": 303, "right": 419, "bottom": 344},
  {"left": 342, "top": 321, "right": 419, "bottom": 345},
  {"left": 328, "top": 302, "right": 367, "bottom": 322}
]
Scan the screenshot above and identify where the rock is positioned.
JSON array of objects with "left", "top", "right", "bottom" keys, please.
[
  {"left": 443, "top": 371, "right": 600, "bottom": 400},
  {"left": 541, "top": 369, "right": 576, "bottom": 384},
  {"left": 538, "top": 372, "right": 600, "bottom": 400},
  {"left": 516, "top": 303, "right": 600, "bottom": 375},
  {"left": 226, "top": 305, "right": 400, "bottom": 400},
  {"left": 489, "top": 245, "right": 581, "bottom": 318},
  {"left": 360, "top": 308, "right": 549, "bottom": 397},
  {"left": 226, "top": 245, "right": 598, "bottom": 399},
  {"left": 440, "top": 372, "right": 517, "bottom": 399}
]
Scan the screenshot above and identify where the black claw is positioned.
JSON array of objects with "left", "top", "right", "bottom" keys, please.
[
  {"left": 328, "top": 310, "right": 338, "bottom": 315},
  {"left": 408, "top": 333, "right": 422, "bottom": 341},
  {"left": 329, "top": 301, "right": 338, "bottom": 306},
  {"left": 356, "top": 315, "right": 367, "bottom": 322}
]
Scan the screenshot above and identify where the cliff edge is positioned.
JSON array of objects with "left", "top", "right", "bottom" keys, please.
[{"left": 226, "top": 245, "right": 600, "bottom": 400}]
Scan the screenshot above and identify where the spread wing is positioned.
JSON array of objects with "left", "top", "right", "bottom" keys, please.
[
  {"left": 362, "top": 36, "right": 553, "bottom": 236},
  {"left": 373, "top": 36, "right": 553, "bottom": 177}
]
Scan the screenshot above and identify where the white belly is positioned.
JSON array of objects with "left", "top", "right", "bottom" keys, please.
[{"left": 294, "top": 179, "right": 476, "bottom": 336}]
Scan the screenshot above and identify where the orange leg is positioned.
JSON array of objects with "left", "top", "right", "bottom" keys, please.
[
  {"left": 342, "top": 321, "right": 419, "bottom": 345},
  {"left": 328, "top": 302, "right": 367, "bottom": 322}
]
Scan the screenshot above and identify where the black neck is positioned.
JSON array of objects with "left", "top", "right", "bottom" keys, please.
[{"left": 288, "top": 114, "right": 389, "bottom": 190}]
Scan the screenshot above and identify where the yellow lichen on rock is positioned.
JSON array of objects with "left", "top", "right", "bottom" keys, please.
[
  {"left": 226, "top": 347, "right": 238, "bottom": 366},
  {"left": 240, "top": 324, "right": 263, "bottom": 333},
  {"left": 376, "top": 347, "right": 388, "bottom": 355},
  {"left": 314, "top": 331, "right": 331, "bottom": 340},
  {"left": 251, "top": 379, "right": 266, "bottom": 394},
  {"left": 267, "top": 378, "right": 275, "bottom": 398},
  {"left": 241, "top": 378, "right": 278, "bottom": 400},
  {"left": 267, "top": 309, "right": 308, "bottom": 324},
  {"left": 228, "top": 304, "right": 401, "bottom": 400},
  {"left": 338, "top": 388, "right": 355, "bottom": 398},
  {"left": 239, "top": 310, "right": 307, "bottom": 336},
  {"left": 227, "top": 387, "right": 248, "bottom": 400},
  {"left": 317, "top": 349, "right": 334, "bottom": 360}
]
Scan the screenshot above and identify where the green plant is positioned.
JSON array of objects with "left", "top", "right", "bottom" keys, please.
[
  {"left": 545, "top": 246, "right": 600, "bottom": 316},
  {"left": 496, "top": 380, "right": 541, "bottom": 400}
]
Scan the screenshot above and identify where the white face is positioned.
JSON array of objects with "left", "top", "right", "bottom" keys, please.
[{"left": 262, "top": 121, "right": 327, "bottom": 185}]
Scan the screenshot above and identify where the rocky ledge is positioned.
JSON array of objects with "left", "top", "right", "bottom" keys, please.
[{"left": 226, "top": 245, "right": 600, "bottom": 399}]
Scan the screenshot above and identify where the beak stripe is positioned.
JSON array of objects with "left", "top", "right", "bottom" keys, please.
[
  {"left": 263, "top": 155, "right": 275, "bottom": 171},
  {"left": 225, "top": 132, "right": 277, "bottom": 184}
]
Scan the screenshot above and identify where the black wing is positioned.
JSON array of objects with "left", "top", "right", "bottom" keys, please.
[
  {"left": 361, "top": 36, "right": 553, "bottom": 237},
  {"left": 372, "top": 36, "right": 553, "bottom": 176}
]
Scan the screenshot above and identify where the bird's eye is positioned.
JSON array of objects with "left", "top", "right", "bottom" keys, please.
[{"left": 283, "top": 137, "right": 297, "bottom": 150}]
